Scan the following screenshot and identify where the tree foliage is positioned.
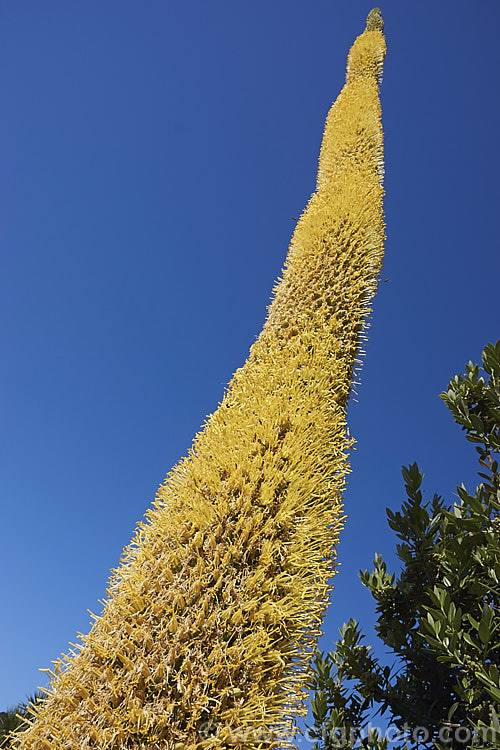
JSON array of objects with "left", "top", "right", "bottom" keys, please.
[
  {"left": 0, "top": 696, "right": 44, "bottom": 749},
  {"left": 308, "top": 342, "right": 500, "bottom": 750}
]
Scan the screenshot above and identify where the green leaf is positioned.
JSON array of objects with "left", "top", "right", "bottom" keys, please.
[
  {"left": 479, "top": 617, "right": 490, "bottom": 645},
  {"left": 486, "top": 685, "right": 500, "bottom": 703},
  {"left": 463, "top": 632, "right": 481, "bottom": 651}
]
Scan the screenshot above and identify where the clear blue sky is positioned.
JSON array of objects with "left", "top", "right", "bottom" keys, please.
[{"left": 1, "top": 0, "right": 499, "bottom": 718}]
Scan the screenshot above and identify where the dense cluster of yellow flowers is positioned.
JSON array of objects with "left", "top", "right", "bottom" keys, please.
[{"left": 16, "top": 10, "right": 385, "bottom": 750}]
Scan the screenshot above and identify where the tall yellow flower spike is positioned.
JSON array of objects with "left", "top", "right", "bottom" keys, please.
[{"left": 16, "top": 10, "right": 385, "bottom": 750}]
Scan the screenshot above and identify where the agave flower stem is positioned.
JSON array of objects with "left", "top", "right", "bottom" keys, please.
[{"left": 16, "top": 10, "right": 385, "bottom": 750}]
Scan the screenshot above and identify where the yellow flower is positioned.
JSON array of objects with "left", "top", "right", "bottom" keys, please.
[{"left": 15, "top": 10, "right": 385, "bottom": 750}]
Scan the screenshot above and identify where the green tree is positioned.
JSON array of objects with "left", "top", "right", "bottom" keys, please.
[
  {"left": 1, "top": 695, "right": 44, "bottom": 749},
  {"left": 1, "top": 709, "right": 24, "bottom": 750},
  {"left": 308, "top": 342, "right": 500, "bottom": 750}
]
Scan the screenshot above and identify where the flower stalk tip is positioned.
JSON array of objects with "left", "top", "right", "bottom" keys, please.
[{"left": 366, "top": 7, "right": 384, "bottom": 32}]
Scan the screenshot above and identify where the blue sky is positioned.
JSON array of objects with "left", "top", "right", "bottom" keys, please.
[{"left": 1, "top": 0, "right": 499, "bottom": 720}]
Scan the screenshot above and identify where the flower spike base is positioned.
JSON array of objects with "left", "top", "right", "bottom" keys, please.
[{"left": 16, "top": 10, "right": 386, "bottom": 750}]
